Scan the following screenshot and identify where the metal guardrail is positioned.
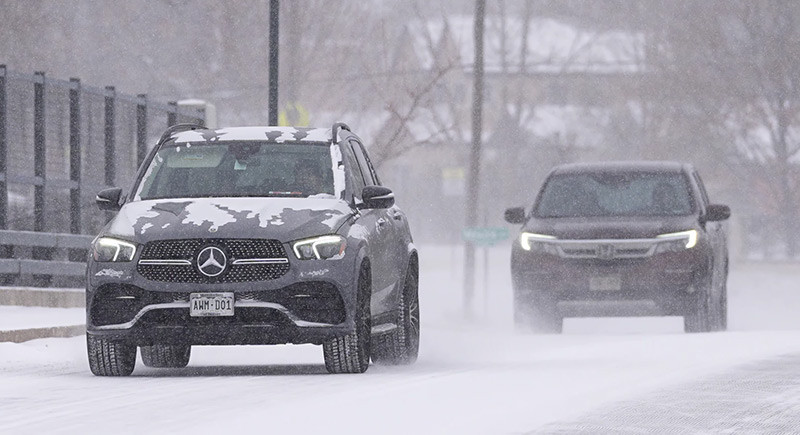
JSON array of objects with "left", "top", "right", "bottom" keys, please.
[{"left": 0, "top": 230, "right": 92, "bottom": 277}]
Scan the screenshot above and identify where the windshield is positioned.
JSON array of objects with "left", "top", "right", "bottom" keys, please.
[
  {"left": 535, "top": 171, "right": 694, "bottom": 218},
  {"left": 134, "top": 141, "right": 338, "bottom": 200}
]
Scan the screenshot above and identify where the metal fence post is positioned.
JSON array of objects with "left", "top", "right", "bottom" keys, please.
[
  {"left": 33, "top": 71, "right": 50, "bottom": 284},
  {"left": 69, "top": 79, "right": 81, "bottom": 233},
  {"left": 33, "top": 72, "right": 46, "bottom": 233},
  {"left": 0, "top": 65, "right": 10, "bottom": 275},
  {"left": 68, "top": 78, "right": 82, "bottom": 262},
  {"left": 136, "top": 94, "right": 147, "bottom": 166},
  {"left": 167, "top": 101, "right": 177, "bottom": 127},
  {"left": 268, "top": 0, "right": 280, "bottom": 126},
  {"left": 0, "top": 65, "right": 7, "bottom": 231},
  {"left": 104, "top": 86, "right": 115, "bottom": 188}
]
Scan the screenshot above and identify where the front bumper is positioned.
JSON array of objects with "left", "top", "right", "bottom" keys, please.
[
  {"left": 511, "top": 245, "right": 710, "bottom": 316},
  {"left": 86, "top": 253, "right": 358, "bottom": 346}
]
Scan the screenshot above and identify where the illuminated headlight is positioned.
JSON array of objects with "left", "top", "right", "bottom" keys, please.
[
  {"left": 92, "top": 237, "right": 137, "bottom": 262},
  {"left": 655, "top": 230, "right": 698, "bottom": 253},
  {"left": 293, "top": 235, "right": 346, "bottom": 260},
  {"left": 519, "top": 232, "right": 559, "bottom": 254}
]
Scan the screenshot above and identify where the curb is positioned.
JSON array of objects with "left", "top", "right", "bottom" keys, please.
[{"left": 0, "top": 324, "right": 85, "bottom": 343}]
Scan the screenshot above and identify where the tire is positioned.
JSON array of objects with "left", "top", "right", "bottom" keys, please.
[
  {"left": 323, "top": 264, "right": 371, "bottom": 374},
  {"left": 140, "top": 344, "right": 191, "bottom": 368},
  {"left": 684, "top": 282, "right": 712, "bottom": 333},
  {"left": 718, "top": 261, "right": 729, "bottom": 331},
  {"left": 372, "top": 259, "right": 420, "bottom": 365},
  {"left": 718, "top": 280, "right": 728, "bottom": 331},
  {"left": 515, "top": 291, "right": 562, "bottom": 334},
  {"left": 87, "top": 334, "right": 136, "bottom": 376}
]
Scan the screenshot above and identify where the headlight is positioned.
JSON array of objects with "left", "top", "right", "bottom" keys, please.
[
  {"left": 293, "top": 235, "right": 346, "bottom": 260},
  {"left": 520, "top": 232, "right": 558, "bottom": 254},
  {"left": 655, "top": 230, "right": 698, "bottom": 253},
  {"left": 92, "top": 237, "right": 137, "bottom": 262}
]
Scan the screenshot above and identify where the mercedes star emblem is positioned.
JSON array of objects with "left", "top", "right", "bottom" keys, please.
[{"left": 197, "top": 246, "right": 227, "bottom": 277}]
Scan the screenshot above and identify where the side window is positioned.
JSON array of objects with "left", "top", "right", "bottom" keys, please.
[
  {"left": 349, "top": 139, "right": 376, "bottom": 186},
  {"left": 357, "top": 141, "right": 382, "bottom": 186},
  {"left": 342, "top": 141, "right": 366, "bottom": 198},
  {"left": 692, "top": 172, "right": 710, "bottom": 207}
]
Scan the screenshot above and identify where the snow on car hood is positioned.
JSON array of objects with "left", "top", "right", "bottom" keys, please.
[{"left": 105, "top": 197, "right": 354, "bottom": 243}]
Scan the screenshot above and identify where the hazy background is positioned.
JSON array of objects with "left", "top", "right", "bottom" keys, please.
[{"left": 1, "top": 0, "right": 799, "bottom": 261}]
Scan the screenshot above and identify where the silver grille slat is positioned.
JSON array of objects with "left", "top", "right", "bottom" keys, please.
[
  {"left": 548, "top": 238, "right": 658, "bottom": 259},
  {"left": 231, "top": 258, "right": 290, "bottom": 265},
  {"left": 138, "top": 259, "right": 192, "bottom": 266}
]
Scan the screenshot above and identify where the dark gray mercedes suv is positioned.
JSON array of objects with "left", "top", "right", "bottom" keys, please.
[
  {"left": 505, "top": 161, "right": 730, "bottom": 334},
  {"left": 86, "top": 123, "right": 419, "bottom": 376}
]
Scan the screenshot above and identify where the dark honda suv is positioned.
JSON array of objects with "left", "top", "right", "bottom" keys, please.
[
  {"left": 86, "top": 123, "right": 419, "bottom": 376},
  {"left": 505, "top": 161, "right": 730, "bottom": 334}
]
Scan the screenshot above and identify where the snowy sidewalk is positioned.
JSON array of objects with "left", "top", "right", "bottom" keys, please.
[
  {"left": 0, "top": 287, "right": 85, "bottom": 343},
  {"left": 0, "top": 306, "right": 85, "bottom": 343}
]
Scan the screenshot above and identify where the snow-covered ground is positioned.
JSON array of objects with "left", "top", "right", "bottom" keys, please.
[{"left": 1, "top": 245, "right": 799, "bottom": 434}]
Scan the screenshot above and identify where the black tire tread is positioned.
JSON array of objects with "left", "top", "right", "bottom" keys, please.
[
  {"left": 87, "top": 334, "right": 136, "bottom": 376},
  {"left": 372, "top": 259, "right": 420, "bottom": 365},
  {"left": 323, "top": 265, "right": 371, "bottom": 374},
  {"left": 140, "top": 344, "right": 191, "bottom": 368},
  {"left": 516, "top": 293, "right": 562, "bottom": 334},
  {"left": 371, "top": 289, "right": 409, "bottom": 364}
]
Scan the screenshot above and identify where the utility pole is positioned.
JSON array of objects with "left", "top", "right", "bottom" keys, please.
[
  {"left": 464, "top": 0, "right": 486, "bottom": 318},
  {"left": 268, "top": 0, "right": 280, "bottom": 126}
]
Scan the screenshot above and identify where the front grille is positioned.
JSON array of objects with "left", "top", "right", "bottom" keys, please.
[
  {"left": 138, "top": 307, "right": 291, "bottom": 328},
  {"left": 557, "top": 240, "right": 656, "bottom": 260},
  {"left": 138, "top": 239, "right": 290, "bottom": 283}
]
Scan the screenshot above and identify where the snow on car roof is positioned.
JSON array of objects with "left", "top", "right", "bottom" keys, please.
[{"left": 170, "top": 126, "right": 332, "bottom": 144}]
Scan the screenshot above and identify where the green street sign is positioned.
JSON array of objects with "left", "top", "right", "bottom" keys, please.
[{"left": 462, "top": 227, "right": 510, "bottom": 246}]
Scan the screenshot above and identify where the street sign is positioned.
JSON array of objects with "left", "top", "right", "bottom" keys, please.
[{"left": 462, "top": 227, "right": 510, "bottom": 246}]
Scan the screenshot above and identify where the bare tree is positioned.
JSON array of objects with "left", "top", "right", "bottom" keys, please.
[{"left": 650, "top": 1, "right": 800, "bottom": 257}]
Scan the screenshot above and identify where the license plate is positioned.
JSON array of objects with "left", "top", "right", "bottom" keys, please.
[
  {"left": 190, "top": 293, "right": 234, "bottom": 317},
  {"left": 589, "top": 275, "right": 622, "bottom": 291}
]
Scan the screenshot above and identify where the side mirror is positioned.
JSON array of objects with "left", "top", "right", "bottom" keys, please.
[
  {"left": 96, "top": 188, "right": 123, "bottom": 212},
  {"left": 504, "top": 207, "right": 526, "bottom": 224},
  {"left": 361, "top": 186, "right": 395, "bottom": 209},
  {"left": 705, "top": 204, "right": 731, "bottom": 222}
]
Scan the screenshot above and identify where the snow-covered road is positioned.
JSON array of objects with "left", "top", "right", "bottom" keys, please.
[{"left": 1, "top": 247, "right": 799, "bottom": 434}]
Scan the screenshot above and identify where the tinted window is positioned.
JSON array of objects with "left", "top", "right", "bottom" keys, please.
[
  {"left": 357, "top": 141, "right": 382, "bottom": 185},
  {"left": 535, "top": 171, "right": 694, "bottom": 218},
  {"left": 349, "top": 139, "right": 376, "bottom": 186},
  {"left": 135, "top": 142, "right": 335, "bottom": 200},
  {"left": 692, "top": 171, "right": 710, "bottom": 206},
  {"left": 341, "top": 141, "right": 366, "bottom": 198}
]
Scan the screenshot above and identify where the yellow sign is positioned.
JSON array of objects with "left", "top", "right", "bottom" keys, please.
[
  {"left": 278, "top": 102, "right": 310, "bottom": 127},
  {"left": 442, "top": 167, "right": 465, "bottom": 196}
]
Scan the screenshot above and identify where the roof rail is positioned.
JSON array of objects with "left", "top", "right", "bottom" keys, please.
[
  {"left": 157, "top": 123, "right": 207, "bottom": 146},
  {"left": 331, "top": 122, "right": 351, "bottom": 144}
]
